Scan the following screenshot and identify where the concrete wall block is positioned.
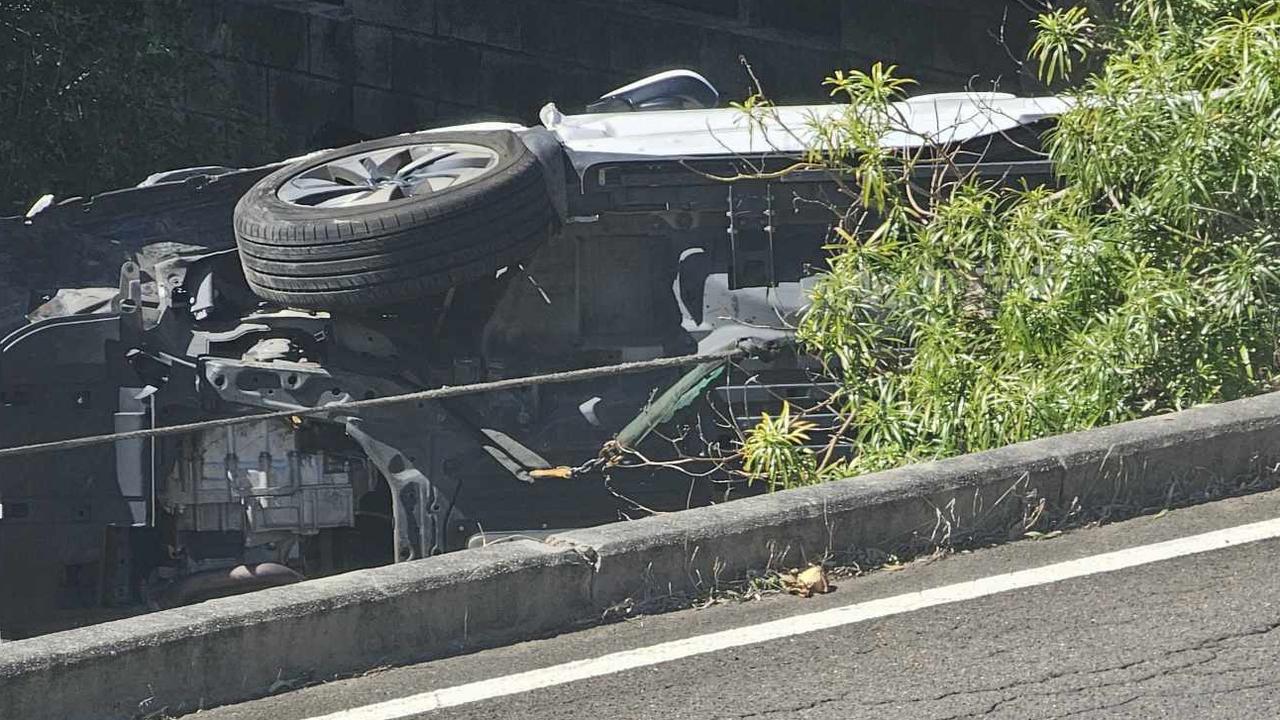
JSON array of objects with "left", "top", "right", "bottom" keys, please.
[
  {"left": 841, "top": 0, "right": 1036, "bottom": 93},
  {"left": 346, "top": 0, "right": 436, "bottom": 33},
  {"left": 190, "top": 0, "right": 1046, "bottom": 144},
  {"left": 479, "top": 50, "right": 616, "bottom": 121},
  {"left": 353, "top": 23, "right": 394, "bottom": 89},
  {"left": 478, "top": 50, "right": 560, "bottom": 119},
  {"left": 268, "top": 69, "right": 354, "bottom": 155},
  {"left": 436, "top": 101, "right": 500, "bottom": 127},
  {"left": 225, "top": 118, "right": 283, "bottom": 168},
  {"left": 0, "top": 542, "right": 594, "bottom": 720},
  {"left": 353, "top": 85, "right": 437, "bottom": 139},
  {"left": 697, "top": 29, "right": 759, "bottom": 102},
  {"left": 518, "top": 1, "right": 612, "bottom": 69},
  {"left": 188, "top": 57, "right": 269, "bottom": 120},
  {"left": 845, "top": 5, "right": 893, "bottom": 55},
  {"left": 215, "top": 0, "right": 312, "bottom": 71},
  {"left": 309, "top": 6, "right": 355, "bottom": 81},
  {"left": 179, "top": 2, "right": 225, "bottom": 56},
  {"left": 844, "top": 1, "right": 932, "bottom": 70},
  {"left": 653, "top": 0, "right": 741, "bottom": 19},
  {"left": 607, "top": 13, "right": 705, "bottom": 75},
  {"left": 929, "top": 9, "right": 1023, "bottom": 79},
  {"left": 438, "top": 0, "right": 523, "bottom": 51},
  {"left": 742, "top": 0, "right": 841, "bottom": 41},
  {"left": 390, "top": 34, "right": 483, "bottom": 106},
  {"left": 733, "top": 40, "right": 846, "bottom": 103}
]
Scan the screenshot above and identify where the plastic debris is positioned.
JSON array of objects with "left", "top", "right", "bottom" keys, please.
[{"left": 529, "top": 466, "right": 574, "bottom": 480}]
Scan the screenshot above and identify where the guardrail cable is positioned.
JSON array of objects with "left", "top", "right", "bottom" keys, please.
[{"left": 0, "top": 347, "right": 754, "bottom": 461}]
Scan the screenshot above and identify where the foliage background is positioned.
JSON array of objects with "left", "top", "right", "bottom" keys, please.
[
  {"left": 0, "top": 0, "right": 243, "bottom": 214},
  {"left": 743, "top": 0, "right": 1280, "bottom": 489}
]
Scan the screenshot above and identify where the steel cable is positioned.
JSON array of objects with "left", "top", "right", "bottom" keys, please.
[{"left": 0, "top": 347, "right": 750, "bottom": 461}]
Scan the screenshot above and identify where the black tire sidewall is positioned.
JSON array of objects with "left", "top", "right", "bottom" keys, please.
[
  {"left": 236, "top": 130, "right": 532, "bottom": 232},
  {"left": 232, "top": 129, "right": 556, "bottom": 309}
]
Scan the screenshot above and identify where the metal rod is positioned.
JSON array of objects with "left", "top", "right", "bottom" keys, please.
[{"left": 0, "top": 347, "right": 749, "bottom": 461}]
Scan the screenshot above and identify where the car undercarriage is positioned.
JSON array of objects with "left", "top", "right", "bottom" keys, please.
[{"left": 0, "top": 71, "right": 1058, "bottom": 638}]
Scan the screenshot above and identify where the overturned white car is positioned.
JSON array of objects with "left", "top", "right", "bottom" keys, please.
[{"left": 0, "top": 70, "right": 1065, "bottom": 636}]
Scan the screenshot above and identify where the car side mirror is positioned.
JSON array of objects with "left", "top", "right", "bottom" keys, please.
[{"left": 586, "top": 69, "right": 719, "bottom": 113}]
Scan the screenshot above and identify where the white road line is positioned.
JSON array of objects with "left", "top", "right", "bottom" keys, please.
[{"left": 305, "top": 517, "right": 1280, "bottom": 720}]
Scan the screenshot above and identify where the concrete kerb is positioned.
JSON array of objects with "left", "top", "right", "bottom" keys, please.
[
  {"left": 0, "top": 540, "right": 595, "bottom": 720},
  {"left": 548, "top": 391, "right": 1280, "bottom": 608},
  {"left": 5, "top": 392, "right": 1280, "bottom": 719}
]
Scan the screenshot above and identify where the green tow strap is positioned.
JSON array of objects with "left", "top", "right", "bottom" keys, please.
[{"left": 613, "top": 359, "right": 728, "bottom": 450}]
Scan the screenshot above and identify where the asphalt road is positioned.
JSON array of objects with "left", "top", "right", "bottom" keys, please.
[{"left": 196, "top": 489, "right": 1280, "bottom": 720}]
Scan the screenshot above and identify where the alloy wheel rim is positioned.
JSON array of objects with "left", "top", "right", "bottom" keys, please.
[{"left": 277, "top": 142, "right": 500, "bottom": 208}]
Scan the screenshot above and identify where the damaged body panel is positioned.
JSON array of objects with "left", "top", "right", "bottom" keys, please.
[{"left": 0, "top": 71, "right": 1062, "bottom": 637}]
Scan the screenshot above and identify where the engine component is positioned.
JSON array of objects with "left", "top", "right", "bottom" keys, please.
[{"left": 164, "top": 420, "right": 360, "bottom": 545}]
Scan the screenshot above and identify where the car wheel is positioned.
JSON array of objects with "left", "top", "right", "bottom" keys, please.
[{"left": 233, "top": 130, "right": 556, "bottom": 309}]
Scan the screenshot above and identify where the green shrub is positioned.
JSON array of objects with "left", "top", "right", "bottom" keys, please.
[
  {"left": 744, "top": 0, "right": 1280, "bottom": 486},
  {"left": 0, "top": 1, "right": 239, "bottom": 213}
]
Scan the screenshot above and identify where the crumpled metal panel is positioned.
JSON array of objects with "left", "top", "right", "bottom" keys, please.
[{"left": 0, "top": 165, "right": 277, "bottom": 334}]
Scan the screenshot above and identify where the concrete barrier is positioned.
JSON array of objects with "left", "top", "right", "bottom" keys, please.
[
  {"left": 5, "top": 392, "right": 1280, "bottom": 719},
  {"left": 0, "top": 541, "right": 594, "bottom": 720},
  {"left": 548, "top": 391, "right": 1280, "bottom": 608}
]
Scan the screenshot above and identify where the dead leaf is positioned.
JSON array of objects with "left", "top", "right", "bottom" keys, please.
[{"left": 781, "top": 565, "right": 831, "bottom": 597}]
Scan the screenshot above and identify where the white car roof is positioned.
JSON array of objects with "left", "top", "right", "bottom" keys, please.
[{"left": 543, "top": 92, "right": 1073, "bottom": 172}]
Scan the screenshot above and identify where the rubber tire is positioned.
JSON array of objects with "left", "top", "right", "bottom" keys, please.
[{"left": 233, "top": 130, "right": 556, "bottom": 309}]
